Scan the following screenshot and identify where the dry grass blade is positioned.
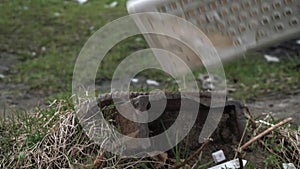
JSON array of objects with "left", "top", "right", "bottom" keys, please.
[
  {"left": 238, "top": 117, "right": 293, "bottom": 152},
  {"left": 247, "top": 114, "right": 300, "bottom": 168},
  {"left": 19, "top": 112, "right": 102, "bottom": 168},
  {"left": 171, "top": 138, "right": 212, "bottom": 169}
]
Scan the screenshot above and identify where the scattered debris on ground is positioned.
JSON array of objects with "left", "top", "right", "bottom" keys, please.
[
  {"left": 105, "top": 1, "right": 118, "bottom": 8},
  {"left": 1, "top": 96, "right": 298, "bottom": 168},
  {"left": 264, "top": 54, "right": 280, "bottom": 63}
]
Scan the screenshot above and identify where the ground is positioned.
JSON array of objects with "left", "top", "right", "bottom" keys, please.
[
  {"left": 0, "top": 0, "right": 299, "bottom": 168},
  {"left": 0, "top": 52, "right": 44, "bottom": 113},
  {"left": 246, "top": 91, "right": 300, "bottom": 125}
]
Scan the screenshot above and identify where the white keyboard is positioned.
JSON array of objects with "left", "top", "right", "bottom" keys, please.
[{"left": 127, "top": 0, "right": 300, "bottom": 70}]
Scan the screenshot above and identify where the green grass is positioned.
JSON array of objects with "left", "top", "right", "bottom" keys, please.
[
  {"left": 2, "top": 99, "right": 296, "bottom": 168},
  {"left": 0, "top": 99, "right": 72, "bottom": 166},
  {"left": 224, "top": 53, "right": 300, "bottom": 99},
  {"left": 0, "top": 99, "right": 103, "bottom": 168},
  {"left": 1, "top": 0, "right": 300, "bottom": 100},
  {"left": 1, "top": 0, "right": 130, "bottom": 95}
]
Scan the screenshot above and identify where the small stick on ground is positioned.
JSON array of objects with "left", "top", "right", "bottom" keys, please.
[
  {"left": 237, "top": 117, "right": 293, "bottom": 153},
  {"left": 171, "top": 138, "right": 212, "bottom": 169}
]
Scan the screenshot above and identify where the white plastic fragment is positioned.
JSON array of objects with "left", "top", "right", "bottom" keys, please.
[
  {"left": 264, "top": 54, "right": 280, "bottom": 63},
  {"left": 296, "top": 40, "right": 300, "bottom": 45},
  {"left": 23, "top": 6, "right": 29, "bottom": 10},
  {"left": 203, "top": 82, "right": 215, "bottom": 90},
  {"left": 282, "top": 163, "right": 297, "bottom": 169},
  {"left": 175, "top": 80, "right": 182, "bottom": 84},
  {"left": 89, "top": 26, "right": 95, "bottom": 31},
  {"left": 110, "top": 1, "right": 118, "bottom": 7},
  {"left": 0, "top": 74, "right": 5, "bottom": 79},
  {"left": 212, "top": 150, "right": 226, "bottom": 163},
  {"left": 208, "top": 159, "right": 247, "bottom": 169},
  {"left": 41, "top": 46, "right": 47, "bottom": 52},
  {"left": 77, "top": 0, "right": 88, "bottom": 5},
  {"left": 105, "top": 1, "right": 118, "bottom": 8},
  {"left": 131, "top": 78, "right": 139, "bottom": 83},
  {"left": 53, "top": 12, "right": 60, "bottom": 17},
  {"left": 146, "top": 79, "right": 160, "bottom": 86},
  {"left": 135, "top": 37, "right": 142, "bottom": 42},
  {"left": 227, "top": 87, "right": 237, "bottom": 93},
  {"left": 198, "top": 73, "right": 222, "bottom": 90}
]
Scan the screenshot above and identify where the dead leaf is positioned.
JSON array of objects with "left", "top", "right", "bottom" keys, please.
[
  {"left": 93, "top": 154, "right": 104, "bottom": 169},
  {"left": 156, "top": 152, "right": 168, "bottom": 164}
]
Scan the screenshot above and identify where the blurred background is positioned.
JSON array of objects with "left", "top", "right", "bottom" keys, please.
[{"left": 0, "top": 0, "right": 299, "bottom": 119}]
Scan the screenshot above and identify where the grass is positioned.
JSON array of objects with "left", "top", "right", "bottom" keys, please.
[
  {"left": 247, "top": 114, "right": 300, "bottom": 168},
  {"left": 0, "top": 99, "right": 102, "bottom": 168},
  {"left": 1, "top": 98, "right": 298, "bottom": 168},
  {"left": 0, "top": 99, "right": 68, "bottom": 167},
  {"left": 1, "top": 0, "right": 130, "bottom": 95},
  {"left": 1, "top": 0, "right": 300, "bottom": 99},
  {"left": 224, "top": 53, "right": 300, "bottom": 99}
]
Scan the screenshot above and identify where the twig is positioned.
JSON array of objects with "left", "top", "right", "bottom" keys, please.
[
  {"left": 235, "top": 121, "right": 249, "bottom": 169},
  {"left": 244, "top": 106, "right": 256, "bottom": 128},
  {"left": 237, "top": 117, "right": 292, "bottom": 152},
  {"left": 234, "top": 120, "right": 249, "bottom": 159},
  {"left": 171, "top": 138, "right": 212, "bottom": 169}
]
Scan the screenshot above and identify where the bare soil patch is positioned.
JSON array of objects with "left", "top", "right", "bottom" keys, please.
[
  {"left": 246, "top": 91, "right": 300, "bottom": 125},
  {"left": 0, "top": 52, "right": 45, "bottom": 116}
]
